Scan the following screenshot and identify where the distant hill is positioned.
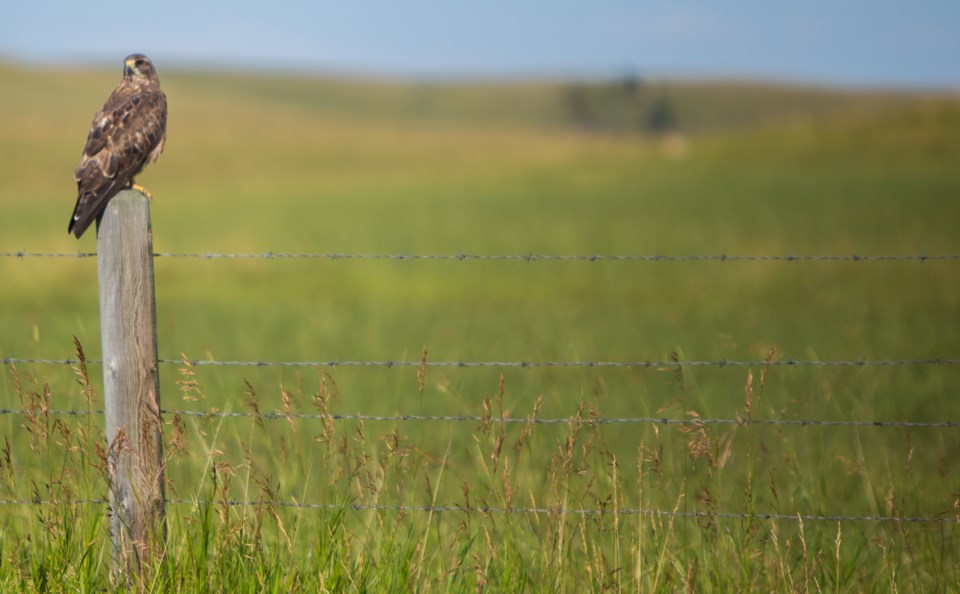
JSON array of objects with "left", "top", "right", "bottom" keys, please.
[
  {"left": 2, "top": 59, "right": 952, "bottom": 136},
  {"left": 166, "top": 70, "right": 945, "bottom": 134}
]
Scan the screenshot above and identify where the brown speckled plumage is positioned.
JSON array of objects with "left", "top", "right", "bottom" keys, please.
[{"left": 69, "top": 53, "right": 166, "bottom": 238}]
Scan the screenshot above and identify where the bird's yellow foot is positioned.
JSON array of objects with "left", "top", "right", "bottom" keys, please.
[{"left": 131, "top": 183, "right": 153, "bottom": 201}]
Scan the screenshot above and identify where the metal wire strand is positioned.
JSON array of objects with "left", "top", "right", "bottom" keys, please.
[
  {"left": 3, "top": 357, "right": 959, "bottom": 368},
  {"left": 0, "top": 407, "right": 953, "bottom": 428},
  {"left": 2, "top": 251, "right": 959, "bottom": 262}
]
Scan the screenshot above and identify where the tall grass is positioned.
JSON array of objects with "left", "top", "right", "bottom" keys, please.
[{"left": 0, "top": 337, "right": 956, "bottom": 591}]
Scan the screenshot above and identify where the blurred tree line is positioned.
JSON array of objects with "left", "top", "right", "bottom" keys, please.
[{"left": 565, "top": 73, "right": 678, "bottom": 134}]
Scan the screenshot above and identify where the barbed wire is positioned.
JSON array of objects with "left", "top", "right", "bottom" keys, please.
[
  {"left": 0, "top": 252, "right": 96, "bottom": 259},
  {"left": 187, "top": 501, "right": 960, "bottom": 524},
  {"left": 169, "top": 412, "right": 960, "bottom": 428},
  {"left": 3, "top": 251, "right": 956, "bottom": 533},
  {"left": 0, "top": 497, "right": 954, "bottom": 524},
  {"left": 0, "top": 407, "right": 953, "bottom": 428},
  {"left": 2, "top": 251, "right": 959, "bottom": 262},
  {"left": 3, "top": 356, "right": 959, "bottom": 369}
]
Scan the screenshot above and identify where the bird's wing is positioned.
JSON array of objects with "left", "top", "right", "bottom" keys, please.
[{"left": 69, "top": 87, "right": 166, "bottom": 238}]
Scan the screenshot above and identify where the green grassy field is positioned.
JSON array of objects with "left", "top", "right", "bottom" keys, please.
[{"left": 0, "top": 60, "right": 959, "bottom": 591}]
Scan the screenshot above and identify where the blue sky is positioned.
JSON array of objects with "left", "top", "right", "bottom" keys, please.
[{"left": 2, "top": 1, "right": 958, "bottom": 88}]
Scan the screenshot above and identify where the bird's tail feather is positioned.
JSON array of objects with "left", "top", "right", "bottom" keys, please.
[{"left": 68, "top": 178, "right": 128, "bottom": 239}]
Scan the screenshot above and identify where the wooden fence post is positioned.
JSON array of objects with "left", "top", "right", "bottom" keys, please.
[{"left": 97, "top": 189, "right": 166, "bottom": 579}]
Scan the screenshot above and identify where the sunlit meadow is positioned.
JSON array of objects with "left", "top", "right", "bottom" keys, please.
[{"left": 0, "top": 61, "right": 958, "bottom": 590}]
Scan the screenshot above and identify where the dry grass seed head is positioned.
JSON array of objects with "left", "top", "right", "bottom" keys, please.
[
  {"left": 382, "top": 429, "right": 400, "bottom": 456},
  {"left": 279, "top": 384, "right": 297, "bottom": 433},
  {"left": 314, "top": 370, "right": 340, "bottom": 439},
  {"left": 472, "top": 552, "right": 488, "bottom": 594},
  {"left": 52, "top": 418, "right": 78, "bottom": 454},
  {"left": 176, "top": 354, "right": 204, "bottom": 402},
  {"left": 480, "top": 397, "right": 492, "bottom": 435},
  {"left": 423, "top": 470, "right": 434, "bottom": 502},
  {"left": 760, "top": 346, "right": 776, "bottom": 395},
  {"left": 444, "top": 522, "right": 467, "bottom": 578},
  {"left": 243, "top": 442, "right": 291, "bottom": 550},
  {"left": 490, "top": 432, "right": 505, "bottom": 474},
  {"left": 8, "top": 364, "right": 22, "bottom": 406},
  {"left": 21, "top": 373, "right": 51, "bottom": 452},
  {"left": 243, "top": 378, "right": 264, "bottom": 429},
  {"left": 211, "top": 461, "right": 238, "bottom": 523},
  {"left": 885, "top": 483, "right": 898, "bottom": 518},
  {"left": 514, "top": 394, "right": 543, "bottom": 455},
  {"left": 500, "top": 455, "right": 513, "bottom": 509},
  {"left": 353, "top": 419, "right": 365, "bottom": 448},
  {"left": 670, "top": 350, "right": 684, "bottom": 391},
  {"left": 462, "top": 481, "right": 471, "bottom": 519},
  {"left": 102, "top": 428, "right": 132, "bottom": 498},
  {"left": 641, "top": 443, "right": 664, "bottom": 476},
  {"left": 715, "top": 432, "right": 735, "bottom": 471},
  {"left": 314, "top": 369, "right": 337, "bottom": 404},
  {"left": 168, "top": 412, "right": 188, "bottom": 457},
  {"left": 32, "top": 482, "right": 66, "bottom": 538},
  {"left": 684, "top": 559, "right": 696, "bottom": 593},
  {"left": 0, "top": 438, "right": 15, "bottom": 493},
  {"left": 418, "top": 345, "right": 428, "bottom": 394},
  {"left": 679, "top": 411, "right": 716, "bottom": 468},
  {"left": 768, "top": 469, "right": 780, "bottom": 507},
  {"left": 71, "top": 335, "right": 95, "bottom": 408},
  {"left": 91, "top": 440, "right": 111, "bottom": 484},
  {"left": 696, "top": 486, "right": 716, "bottom": 531}
]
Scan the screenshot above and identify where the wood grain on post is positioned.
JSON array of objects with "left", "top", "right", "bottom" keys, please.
[{"left": 97, "top": 189, "right": 166, "bottom": 578}]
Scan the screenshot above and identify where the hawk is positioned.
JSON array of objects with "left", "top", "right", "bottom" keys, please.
[{"left": 68, "top": 53, "right": 167, "bottom": 238}]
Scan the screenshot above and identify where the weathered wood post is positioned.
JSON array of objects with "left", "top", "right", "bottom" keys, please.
[{"left": 97, "top": 189, "right": 166, "bottom": 578}]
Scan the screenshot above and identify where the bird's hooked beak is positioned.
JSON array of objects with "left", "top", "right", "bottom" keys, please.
[{"left": 124, "top": 57, "right": 137, "bottom": 76}]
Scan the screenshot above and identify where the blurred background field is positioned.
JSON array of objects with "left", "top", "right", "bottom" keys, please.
[{"left": 0, "top": 59, "right": 959, "bottom": 590}]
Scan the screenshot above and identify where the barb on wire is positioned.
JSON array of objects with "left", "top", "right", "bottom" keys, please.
[
  {"left": 2, "top": 251, "right": 959, "bottom": 262},
  {"left": 0, "top": 406, "right": 953, "bottom": 429},
  {"left": 3, "top": 356, "right": 959, "bottom": 369},
  {"left": 0, "top": 497, "right": 953, "bottom": 524}
]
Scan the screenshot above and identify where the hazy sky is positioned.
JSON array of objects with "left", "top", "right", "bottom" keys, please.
[{"left": 2, "top": 1, "right": 958, "bottom": 88}]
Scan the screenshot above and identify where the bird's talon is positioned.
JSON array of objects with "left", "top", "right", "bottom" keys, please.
[{"left": 131, "top": 184, "right": 153, "bottom": 201}]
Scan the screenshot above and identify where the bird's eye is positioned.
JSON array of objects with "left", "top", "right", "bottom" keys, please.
[{"left": 135, "top": 59, "right": 145, "bottom": 67}]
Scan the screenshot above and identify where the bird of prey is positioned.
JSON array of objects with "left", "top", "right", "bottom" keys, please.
[{"left": 68, "top": 53, "right": 167, "bottom": 238}]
